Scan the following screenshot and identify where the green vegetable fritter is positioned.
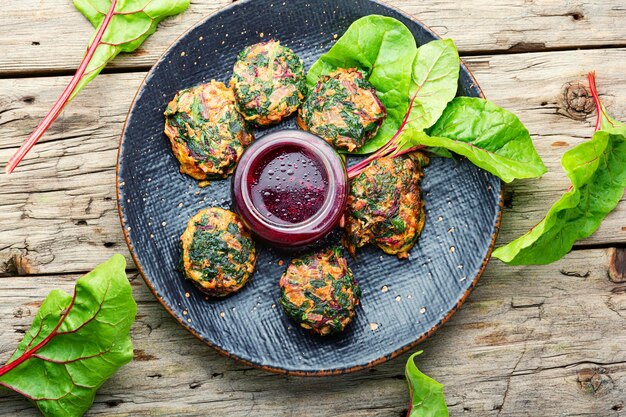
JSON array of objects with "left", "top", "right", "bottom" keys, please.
[
  {"left": 297, "top": 68, "right": 386, "bottom": 152},
  {"left": 343, "top": 154, "right": 427, "bottom": 259},
  {"left": 230, "top": 40, "right": 306, "bottom": 126},
  {"left": 164, "top": 81, "right": 253, "bottom": 181},
  {"left": 279, "top": 247, "right": 361, "bottom": 336},
  {"left": 180, "top": 208, "right": 256, "bottom": 297}
]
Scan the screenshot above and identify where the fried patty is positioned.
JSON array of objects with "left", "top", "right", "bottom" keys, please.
[
  {"left": 343, "top": 154, "right": 427, "bottom": 259},
  {"left": 297, "top": 68, "right": 386, "bottom": 152},
  {"left": 230, "top": 40, "right": 306, "bottom": 126},
  {"left": 180, "top": 208, "right": 256, "bottom": 297},
  {"left": 164, "top": 81, "right": 253, "bottom": 180},
  {"left": 279, "top": 246, "right": 361, "bottom": 336}
]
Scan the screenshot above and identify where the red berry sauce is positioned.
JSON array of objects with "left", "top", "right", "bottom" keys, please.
[
  {"left": 232, "top": 130, "right": 347, "bottom": 247},
  {"left": 249, "top": 145, "right": 328, "bottom": 225}
]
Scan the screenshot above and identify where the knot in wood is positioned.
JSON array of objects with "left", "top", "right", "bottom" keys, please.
[
  {"left": 13, "top": 306, "right": 30, "bottom": 319},
  {"left": 608, "top": 248, "right": 626, "bottom": 283},
  {"left": 561, "top": 82, "right": 594, "bottom": 121},
  {"left": 576, "top": 367, "right": 614, "bottom": 397}
]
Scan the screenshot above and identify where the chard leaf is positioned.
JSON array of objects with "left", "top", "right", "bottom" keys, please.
[
  {"left": 404, "top": 39, "right": 460, "bottom": 133},
  {"left": 0, "top": 254, "right": 137, "bottom": 417},
  {"left": 357, "top": 38, "right": 460, "bottom": 155},
  {"left": 492, "top": 72, "right": 626, "bottom": 265},
  {"left": 405, "top": 351, "right": 448, "bottom": 417},
  {"left": 492, "top": 126, "right": 626, "bottom": 264},
  {"left": 72, "top": 0, "right": 191, "bottom": 96},
  {"left": 421, "top": 97, "right": 547, "bottom": 182},
  {"left": 307, "top": 15, "right": 417, "bottom": 154},
  {"left": 6, "top": 0, "right": 190, "bottom": 173}
]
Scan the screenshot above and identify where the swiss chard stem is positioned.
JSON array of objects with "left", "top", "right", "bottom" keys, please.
[
  {"left": 347, "top": 93, "right": 420, "bottom": 179},
  {"left": 4, "top": 0, "right": 119, "bottom": 175},
  {"left": 0, "top": 292, "right": 76, "bottom": 377},
  {"left": 587, "top": 71, "right": 616, "bottom": 132},
  {"left": 588, "top": 71, "right": 602, "bottom": 132},
  {"left": 0, "top": 332, "right": 57, "bottom": 376}
]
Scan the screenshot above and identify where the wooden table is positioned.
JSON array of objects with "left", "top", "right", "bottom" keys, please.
[{"left": 1, "top": 1, "right": 625, "bottom": 415}]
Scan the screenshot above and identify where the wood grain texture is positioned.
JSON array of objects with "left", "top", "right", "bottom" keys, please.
[
  {"left": 0, "top": 249, "right": 624, "bottom": 416},
  {"left": 1, "top": 48, "right": 625, "bottom": 275},
  {"left": 1, "top": 1, "right": 625, "bottom": 414},
  {"left": 0, "top": 0, "right": 626, "bottom": 75}
]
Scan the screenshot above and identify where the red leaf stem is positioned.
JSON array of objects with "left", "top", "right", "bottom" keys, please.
[
  {"left": 587, "top": 71, "right": 615, "bottom": 132},
  {"left": 347, "top": 92, "right": 423, "bottom": 179},
  {"left": 0, "top": 281, "right": 109, "bottom": 378},
  {"left": 0, "top": 294, "right": 76, "bottom": 377},
  {"left": 588, "top": 71, "right": 602, "bottom": 132},
  {"left": 5, "top": 0, "right": 119, "bottom": 174}
]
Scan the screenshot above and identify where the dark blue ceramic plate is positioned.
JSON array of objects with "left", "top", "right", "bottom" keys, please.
[{"left": 117, "top": 0, "right": 502, "bottom": 375}]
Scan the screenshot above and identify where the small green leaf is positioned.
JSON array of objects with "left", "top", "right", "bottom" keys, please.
[
  {"left": 0, "top": 254, "right": 137, "bottom": 417},
  {"left": 405, "top": 351, "right": 448, "bottom": 417},
  {"left": 6, "top": 0, "right": 190, "bottom": 173},
  {"left": 405, "top": 40, "right": 460, "bottom": 131}
]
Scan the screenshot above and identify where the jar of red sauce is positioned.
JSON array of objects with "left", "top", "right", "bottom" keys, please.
[{"left": 232, "top": 130, "right": 347, "bottom": 247}]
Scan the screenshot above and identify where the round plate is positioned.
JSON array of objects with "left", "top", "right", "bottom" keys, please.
[{"left": 117, "top": 0, "right": 502, "bottom": 375}]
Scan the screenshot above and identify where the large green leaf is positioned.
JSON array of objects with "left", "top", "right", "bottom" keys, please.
[
  {"left": 492, "top": 74, "right": 626, "bottom": 265},
  {"left": 309, "top": 16, "right": 545, "bottom": 185},
  {"left": 421, "top": 97, "right": 547, "bottom": 182},
  {"left": 307, "top": 15, "right": 417, "bottom": 154},
  {"left": 492, "top": 128, "right": 626, "bottom": 264},
  {"left": 405, "top": 351, "right": 448, "bottom": 417},
  {"left": 356, "top": 38, "right": 460, "bottom": 155},
  {"left": 72, "top": 0, "right": 190, "bottom": 97},
  {"left": 0, "top": 254, "right": 137, "bottom": 417}
]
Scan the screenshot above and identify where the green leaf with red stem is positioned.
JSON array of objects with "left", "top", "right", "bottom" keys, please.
[
  {"left": 349, "top": 97, "right": 546, "bottom": 182},
  {"left": 405, "top": 351, "right": 448, "bottom": 417},
  {"left": 0, "top": 254, "right": 136, "bottom": 417},
  {"left": 5, "top": 0, "right": 190, "bottom": 174},
  {"left": 425, "top": 97, "right": 547, "bottom": 182},
  {"left": 492, "top": 72, "right": 626, "bottom": 265}
]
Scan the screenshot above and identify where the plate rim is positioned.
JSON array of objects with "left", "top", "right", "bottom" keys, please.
[{"left": 116, "top": 0, "right": 504, "bottom": 376}]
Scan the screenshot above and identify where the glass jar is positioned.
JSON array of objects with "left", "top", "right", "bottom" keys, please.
[{"left": 232, "top": 130, "right": 347, "bottom": 247}]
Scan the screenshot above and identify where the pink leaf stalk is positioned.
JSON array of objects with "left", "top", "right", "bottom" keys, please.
[
  {"left": 588, "top": 71, "right": 617, "bottom": 132},
  {"left": 0, "top": 294, "right": 77, "bottom": 377},
  {"left": 347, "top": 93, "right": 424, "bottom": 179},
  {"left": 5, "top": 0, "right": 119, "bottom": 174}
]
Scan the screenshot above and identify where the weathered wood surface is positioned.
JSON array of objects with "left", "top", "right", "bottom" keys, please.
[
  {"left": 1, "top": 0, "right": 626, "bottom": 416},
  {"left": 1, "top": 48, "right": 625, "bottom": 275},
  {"left": 0, "top": 249, "right": 624, "bottom": 416},
  {"left": 1, "top": 0, "right": 626, "bottom": 75}
]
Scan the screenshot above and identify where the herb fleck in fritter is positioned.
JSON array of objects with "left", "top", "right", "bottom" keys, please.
[
  {"left": 279, "top": 247, "right": 361, "bottom": 336},
  {"left": 343, "top": 154, "right": 427, "bottom": 259},
  {"left": 180, "top": 208, "right": 256, "bottom": 297},
  {"left": 297, "top": 68, "right": 386, "bottom": 152},
  {"left": 164, "top": 81, "right": 253, "bottom": 180},
  {"left": 230, "top": 40, "right": 306, "bottom": 126}
]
